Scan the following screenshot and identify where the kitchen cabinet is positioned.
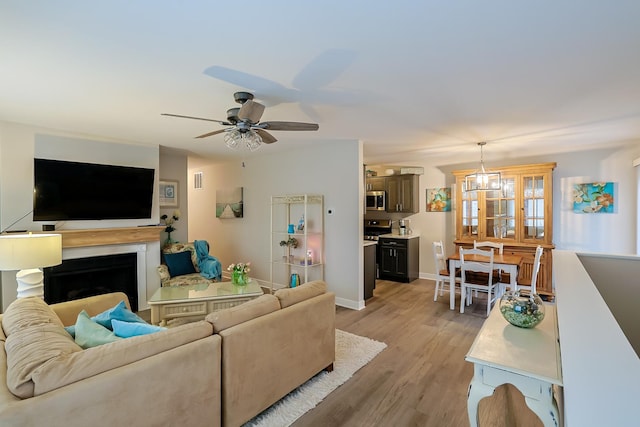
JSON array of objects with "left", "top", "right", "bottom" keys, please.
[
  {"left": 452, "top": 163, "right": 556, "bottom": 297},
  {"left": 386, "top": 174, "right": 419, "bottom": 213},
  {"left": 270, "top": 194, "right": 324, "bottom": 292},
  {"left": 363, "top": 242, "right": 376, "bottom": 299},
  {"left": 365, "top": 176, "right": 386, "bottom": 191},
  {"left": 378, "top": 236, "right": 419, "bottom": 283}
]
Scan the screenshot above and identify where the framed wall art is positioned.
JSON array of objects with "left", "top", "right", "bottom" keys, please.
[
  {"left": 216, "top": 187, "right": 244, "bottom": 218},
  {"left": 159, "top": 180, "right": 179, "bottom": 207},
  {"left": 426, "top": 187, "right": 451, "bottom": 212},
  {"left": 572, "top": 182, "right": 615, "bottom": 213}
]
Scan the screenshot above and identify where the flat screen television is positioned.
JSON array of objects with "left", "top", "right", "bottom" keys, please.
[{"left": 33, "top": 158, "right": 155, "bottom": 221}]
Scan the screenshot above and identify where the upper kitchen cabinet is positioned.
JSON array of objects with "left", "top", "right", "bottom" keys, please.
[
  {"left": 365, "top": 176, "right": 386, "bottom": 191},
  {"left": 386, "top": 174, "right": 419, "bottom": 213},
  {"left": 452, "top": 163, "right": 556, "bottom": 296}
]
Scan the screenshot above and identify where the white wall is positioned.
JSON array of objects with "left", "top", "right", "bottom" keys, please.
[
  {"left": 188, "top": 139, "right": 364, "bottom": 309},
  {"left": 159, "top": 146, "right": 189, "bottom": 245},
  {"left": 0, "top": 121, "right": 162, "bottom": 310}
]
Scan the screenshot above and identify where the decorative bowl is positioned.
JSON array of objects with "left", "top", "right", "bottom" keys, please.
[{"left": 499, "top": 290, "right": 545, "bottom": 328}]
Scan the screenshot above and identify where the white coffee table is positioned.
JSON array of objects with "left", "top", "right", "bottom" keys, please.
[{"left": 148, "top": 279, "right": 263, "bottom": 326}]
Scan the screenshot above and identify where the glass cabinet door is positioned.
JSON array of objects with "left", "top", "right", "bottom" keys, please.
[
  {"left": 522, "top": 175, "right": 545, "bottom": 241},
  {"left": 460, "top": 188, "right": 478, "bottom": 239},
  {"left": 484, "top": 176, "right": 516, "bottom": 240}
]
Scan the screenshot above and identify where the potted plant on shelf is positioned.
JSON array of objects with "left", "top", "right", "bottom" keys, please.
[{"left": 279, "top": 237, "right": 298, "bottom": 263}]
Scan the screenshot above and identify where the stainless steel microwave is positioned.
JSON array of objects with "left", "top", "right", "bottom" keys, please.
[{"left": 366, "top": 191, "right": 386, "bottom": 211}]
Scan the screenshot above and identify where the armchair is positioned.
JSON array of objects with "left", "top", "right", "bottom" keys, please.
[{"left": 157, "top": 242, "right": 220, "bottom": 287}]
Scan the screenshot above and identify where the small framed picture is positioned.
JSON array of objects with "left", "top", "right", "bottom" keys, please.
[{"left": 159, "top": 180, "right": 179, "bottom": 207}]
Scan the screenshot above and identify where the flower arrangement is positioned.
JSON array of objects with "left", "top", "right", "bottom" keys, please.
[
  {"left": 227, "top": 262, "right": 250, "bottom": 285},
  {"left": 160, "top": 209, "right": 181, "bottom": 233},
  {"left": 227, "top": 262, "right": 251, "bottom": 275}
]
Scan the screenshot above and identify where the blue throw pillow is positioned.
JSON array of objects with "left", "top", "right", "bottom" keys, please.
[
  {"left": 164, "top": 251, "right": 196, "bottom": 277},
  {"left": 65, "top": 324, "right": 76, "bottom": 338},
  {"left": 92, "top": 300, "right": 146, "bottom": 329},
  {"left": 74, "top": 310, "right": 122, "bottom": 349},
  {"left": 112, "top": 319, "right": 166, "bottom": 338}
]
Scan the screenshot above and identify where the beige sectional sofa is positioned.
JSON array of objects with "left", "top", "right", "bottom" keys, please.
[{"left": 0, "top": 281, "right": 335, "bottom": 427}]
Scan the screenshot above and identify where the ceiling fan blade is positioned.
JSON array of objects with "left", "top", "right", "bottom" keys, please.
[
  {"left": 195, "top": 129, "right": 227, "bottom": 139},
  {"left": 237, "top": 100, "right": 265, "bottom": 123},
  {"left": 254, "top": 129, "right": 278, "bottom": 144},
  {"left": 162, "top": 113, "right": 231, "bottom": 125},
  {"left": 260, "top": 121, "right": 319, "bottom": 131}
]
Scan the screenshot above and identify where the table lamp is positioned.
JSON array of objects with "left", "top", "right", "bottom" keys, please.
[{"left": 0, "top": 233, "right": 62, "bottom": 299}]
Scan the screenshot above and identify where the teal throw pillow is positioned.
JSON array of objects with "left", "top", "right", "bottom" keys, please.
[
  {"left": 92, "top": 300, "right": 146, "bottom": 329},
  {"left": 112, "top": 319, "right": 166, "bottom": 338},
  {"left": 65, "top": 325, "right": 76, "bottom": 338},
  {"left": 74, "top": 310, "right": 122, "bottom": 349},
  {"left": 164, "top": 251, "right": 196, "bottom": 277}
]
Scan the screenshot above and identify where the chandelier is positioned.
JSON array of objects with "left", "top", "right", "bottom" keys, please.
[
  {"left": 224, "top": 128, "right": 263, "bottom": 152},
  {"left": 464, "top": 142, "right": 501, "bottom": 191}
]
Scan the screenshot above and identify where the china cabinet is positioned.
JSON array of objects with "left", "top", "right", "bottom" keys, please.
[
  {"left": 270, "top": 194, "right": 324, "bottom": 292},
  {"left": 452, "top": 163, "right": 556, "bottom": 296}
]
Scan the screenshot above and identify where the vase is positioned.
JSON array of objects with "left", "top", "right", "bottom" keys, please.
[
  {"left": 232, "top": 271, "right": 248, "bottom": 286},
  {"left": 499, "top": 290, "right": 545, "bottom": 328}
]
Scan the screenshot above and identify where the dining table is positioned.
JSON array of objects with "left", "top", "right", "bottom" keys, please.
[{"left": 447, "top": 251, "right": 523, "bottom": 310}]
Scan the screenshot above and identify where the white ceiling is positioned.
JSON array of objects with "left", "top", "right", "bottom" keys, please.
[{"left": 1, "top": 1, "right": 639, "bottom": 165}]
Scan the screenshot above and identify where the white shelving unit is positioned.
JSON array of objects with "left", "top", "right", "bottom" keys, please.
[{"left": 270, "top": 194, "right": 324, "bottom": 292}]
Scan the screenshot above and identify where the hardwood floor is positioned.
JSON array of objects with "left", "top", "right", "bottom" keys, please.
[{"left": 292, "top": 279, "right": 543, "bottom": 427}]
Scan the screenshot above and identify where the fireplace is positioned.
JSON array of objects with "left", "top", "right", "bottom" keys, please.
[{"left": 44, "top": 253, "right": 139, "bottom": 311}]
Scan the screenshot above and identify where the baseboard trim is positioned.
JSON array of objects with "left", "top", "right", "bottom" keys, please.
[{"left": 335, "top": 296, "right": 365, "bottom": 311}]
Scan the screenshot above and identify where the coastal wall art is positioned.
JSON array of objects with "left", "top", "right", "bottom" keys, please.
[
  {"left": 426, "top": 187, "right": 451, "bottom": 212},
  {"left": 572, "top": 182, "right": 615, "bottom": 213},
  {"left": 216, "top": 187, "right": 244, "bottom": 218}
]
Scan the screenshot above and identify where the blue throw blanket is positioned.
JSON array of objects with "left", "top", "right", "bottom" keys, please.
[{"left": 194, "top": 240, "right": 222, "bottom": 280}]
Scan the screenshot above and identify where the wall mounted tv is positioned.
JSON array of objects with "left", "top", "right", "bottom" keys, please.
[{"left": 33, "top": 158, "right": 155, "bottom": 221}]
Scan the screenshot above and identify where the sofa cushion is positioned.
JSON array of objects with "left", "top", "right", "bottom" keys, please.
[
  {"left": 274, "top": 280, "right": 327, "bottom": 309},
  {"left": 2, "top": 297, "right": 82, "bottom": 398},
  {"left": 30, "top": 320, "right": 213, "bottom": 397},
  {"left": 206, "top": 294, "right": 279, "bottom": 333},
  {"left": 2, "top": 296, "right": 64, "bottom": 336},
  {"left": 164, "top": 251, "right": 197, "bottom": 277},
  {"left": 73, "top": 310, "right": 122, "bottom": 349}
]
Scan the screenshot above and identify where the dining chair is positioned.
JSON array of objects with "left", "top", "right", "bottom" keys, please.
[
  {"left": 473, "top": 240, "right": 504, "bottom": 254},
  {"left": 432, "top": 241, "right": 460, "bottom": 301},
  {"left": 473, "top": 240, "right": 505, "bottom": 295},
  {"left": 460, "top": 247, "right": 500, "bottom": 317},
  {"left": 519, "top": 245, "right": 544, "bottom": 294}
]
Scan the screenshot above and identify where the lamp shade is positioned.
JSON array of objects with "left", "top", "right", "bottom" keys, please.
[{"left": 0, "top": 233, "right": 62, "bottom": 270}]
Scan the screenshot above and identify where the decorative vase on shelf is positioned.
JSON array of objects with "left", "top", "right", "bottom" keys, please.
[
  {"left": 499, "top": 290, "right": 545, "bottom": 328},
  {"left": 232, "top": 271, "right": 248, "bottom": 286}
]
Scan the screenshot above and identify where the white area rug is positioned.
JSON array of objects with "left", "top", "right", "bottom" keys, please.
[{"left": 243, "top": 329, "right": 387, "bottom": 427}]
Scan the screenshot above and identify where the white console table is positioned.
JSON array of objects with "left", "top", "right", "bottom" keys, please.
[{"left": 465, "top": 303, "right": 563, "bottom": 427}]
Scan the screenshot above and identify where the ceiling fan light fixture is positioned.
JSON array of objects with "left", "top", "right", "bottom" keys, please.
[
  {"left": 244, "top": 130, "right": 263, "bottom": 152},
  {"left": 464, "top": 142, "right": 501, "bottom": 191},
  {"left": 224, "top": 129, "right": 241, "bottom": 149}
]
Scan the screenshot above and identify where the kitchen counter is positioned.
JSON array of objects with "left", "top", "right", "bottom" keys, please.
[
  {"left": 362, "top": 240, "right": 378, "bottom": 247},
  {"left": 379, "top": 232, "right": 420, "bottom": 240}
]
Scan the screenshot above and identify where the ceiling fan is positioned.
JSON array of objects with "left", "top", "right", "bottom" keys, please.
[{"left": 162, "top": 92, "right": 319, "bottom": 149}]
